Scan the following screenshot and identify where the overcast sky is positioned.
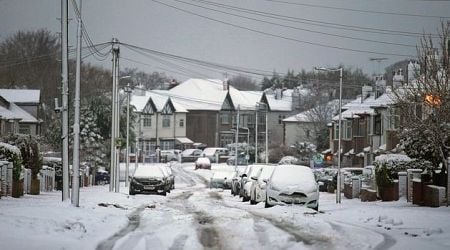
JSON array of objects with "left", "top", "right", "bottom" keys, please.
[{"left": 1, "top": 0, "right": 449, "bottom": 82}]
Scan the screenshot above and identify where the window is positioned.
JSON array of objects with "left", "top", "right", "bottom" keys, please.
[
  {"left": 161, "top": 140, "right": 174, "bottom": 150},
  {"left": 387, "top": 107, "right": 400, "bottom": 130},
  {"left": 343, "top": 120, "right": 352, "bottom": 139},
  {"left": 19, "top": 124, "right": 31, "bottom": 134},
  {"left": 278, "top": 114, "right": 286, "bottom": 124},
  {"left": 354, "top": 119, "right": 366, "bottom": 136},
  {"left": 143, "top": 115, "right": 151, "bottom": 127},
  {"left": 305, "top": 129, "right": 310, "bottom": 138},
  {"left": 333, "top": 123, "right": 340, "bottom": 140},
  {"left": 220, "top": 113, "right": 230, "bottom": 125},
  {"left": 374, "top": 115, "right": 382, "bottom": 135},
  {"left": 162, "top": 115, "right": 171, "bottom": 128},
  {"left": 179, "top": 119, "right": 184, "bottom": 127}
]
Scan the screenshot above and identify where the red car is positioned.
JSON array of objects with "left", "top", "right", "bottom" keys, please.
[{"left": 195, "top": 157, "right": 211, "bottom": 170}]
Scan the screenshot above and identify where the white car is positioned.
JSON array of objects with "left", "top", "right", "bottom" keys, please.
[
  {"left": 159, "top": 164, "right": 175, "bottom": 190},
  {"left": 241, "top": 165, "right": 264, "bottom": 202},
  {"left": 249, "top": 165, "right": 276, "bottom": 205},
  {"left": 265, "top": 165, "right": 319, "bottom": 210},
  {"left": 195, "top": 157, "right": 211, "bottom": 170}
]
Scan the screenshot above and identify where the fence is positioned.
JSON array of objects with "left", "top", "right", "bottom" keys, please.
[{"left": 1, "top": 161, "right": 13, "bottom": 197}]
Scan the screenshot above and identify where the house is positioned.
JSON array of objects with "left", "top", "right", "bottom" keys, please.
[
  {"left": 0, "top": 89, "right": 41, "bottom": 136},
  {"left": 130, "top": 89, "right": 190, "bottom": 157},
  {"left": 130, "top": 79, "right": 313, "bottom": 159},
  {"left": 328, "top": 71, "right": 414, "bottom": 168},
  {"left": 283, "top": 99, "right": 340, "bottom": 148}
]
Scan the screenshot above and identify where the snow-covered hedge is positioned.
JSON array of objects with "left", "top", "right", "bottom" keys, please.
[
  {"left": 374, "top": 154, "right": 434, "bottom": 187},
  {"left": 0, "top": 142, "right": 23, "bottom": 181}
]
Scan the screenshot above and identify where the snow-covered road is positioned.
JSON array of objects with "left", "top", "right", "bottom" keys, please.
[{"left": 1, "top": 163, "right": 450, "bottom": 250}]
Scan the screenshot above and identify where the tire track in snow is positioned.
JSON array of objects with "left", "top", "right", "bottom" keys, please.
[
  {"left": 96, "top": 206, "right": 145, "bottom": 250},
  {"left": 330, "top": 220, "right": 396, "bottom": 250}
]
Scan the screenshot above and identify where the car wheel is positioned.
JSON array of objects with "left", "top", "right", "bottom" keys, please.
[
  {"left": 312, "top": 204, "right": 319, "bottom": 211},
  {"left": 129, "top": 189, "right": 136, "bottom": 195},
  {"left": 250, "top": 198, "right": 256, "bottom": 205},
  {"left": 265, "top": 195, "right": 272, "bottom": 208},
  {"left": 242, "top": 195, "right": 249, "bottom": 202},
  {"left": 161, "top": 191, "right": 166, "bottom": 196}
]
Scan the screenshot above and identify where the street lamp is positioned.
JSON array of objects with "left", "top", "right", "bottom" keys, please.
[
  {"left": 110, "top": 74, "right": 130, "bottom": 192},
  {"left": 314, "top": 66, "right": 343, "bottom": 204}
]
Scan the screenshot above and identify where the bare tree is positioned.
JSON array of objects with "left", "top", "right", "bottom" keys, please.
[
  {"left": 230, "top": 74, "right": 258, "bottom": 90},
  {"left": 395, "top": 22, "right": 450, "bottom": 171}
]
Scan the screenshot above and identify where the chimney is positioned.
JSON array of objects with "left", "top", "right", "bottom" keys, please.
[
  {"left": 223, "top": 78, "right": 230, "bottom": 91},
  {"left": 134, "top": 84, "right": 146, "bottom": 96},
  {"left": 275, "top": 88, "right": 282, "bottom": 100},
  {"left": 361, "top": 85, "right": 372, "bottom": 102}
]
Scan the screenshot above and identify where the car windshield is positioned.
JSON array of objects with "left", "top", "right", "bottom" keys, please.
[
  {"left": 181, "top": 149, "right": 196, "bottom": 156},
  {"left": 258, "top": 165, "right": 276, "bottom": 180},
  {"left": 133, "top": 165, "right": 165, "bottom": 178},
  {"left": 249, "top": 165, "right": 264, "bottom": 178},
  {"left": 271, "top": 165, "right": 316, "bottom": 188}
]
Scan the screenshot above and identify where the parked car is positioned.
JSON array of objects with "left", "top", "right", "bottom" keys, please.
[
  {"left": 195, "top": 157, "right": 211, "bottom": 170},
  {"left": 226, "top": 153, "right": 248, "bottom": 166},
  {"left": 202, "top": 147, "right": 229, "bottom": 162},
  {"left": 249, "top": 165, "right": 276, "bottom": 205},
  {"left": 314, "top": 168, "right": 338, "bottom": 192},
  {"left": 241, "top": 165, "right": 264, "bottom": 202},
  {"left": 265, "top": 165, "right": 319, "bottom": 210},
  {"left": 160, "top": 150, "right": 181, "bottom": 162},
  {"left": 238, "top": 165, "right": 253, "bottom": 198},
  {"left": 231, "top": 168, "right": 245, "bottom": 196},
  {"left": 181, "top": 149, "right": 203, "bottom": 162},
  {"left": 209, "top": 171, "right": 233, "bottom": 189},
  {"left": 129, "top": 164, "right": 170, "bottom": 196},
  {"left": 181, "top": 149, "right": 202, "bottom": 157}
]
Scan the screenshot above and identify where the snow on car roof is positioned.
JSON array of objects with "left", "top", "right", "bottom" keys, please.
[
  {"left": 271, "top": 165, "right": 316, "bottom": 187},
  {"left": 133, "top": 164, "right": 166, "bottom": 178}
]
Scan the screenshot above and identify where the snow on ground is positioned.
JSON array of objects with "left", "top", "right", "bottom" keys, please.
[{"left": 1, "top": 162, "right": 450, "bottom": 250}]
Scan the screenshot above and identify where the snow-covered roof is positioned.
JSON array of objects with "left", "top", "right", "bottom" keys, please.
[
  {"left": 0, "top": 89, "right": 40, "bottom": 103},
  {"left": 265, "top": 94, "right": 292, "bottom": 111},
  {"left": 283, "top": 110, "right": 314, "bottom": 122},
  {"left": 0, "top": 102, "right": 38, "bottom": 123},
  {"left": 229, "top": 89, "right": 262, "bottom": 111},
  {"left": 130, "top": 91, "right": 187, "bottom": 113},
  {"left": 163, "top": 79, "right": 228, "bottom": 111}
]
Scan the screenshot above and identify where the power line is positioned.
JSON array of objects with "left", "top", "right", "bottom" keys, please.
[
  {"left": 151, "top": 0, "right": 415, "bottom": 57},
  {"left": 193, "top": 0, "right": 439, "bottom": 38},
  {"left": 175, "top": 0, "right": 417, "bottom": 47},
  {"left": 262, "top": 0, "right": 450, "bottom": 19}
]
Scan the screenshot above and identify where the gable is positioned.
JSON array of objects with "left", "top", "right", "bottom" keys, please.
[
  {"left": 142, "top": 99, "right": 156, "bottom": 114},
  {"left": 161, "top": 99, "right": 175, "bottom": 115},
  {"left": 221, "top": 93, "right": 234, "bottom": 111}
]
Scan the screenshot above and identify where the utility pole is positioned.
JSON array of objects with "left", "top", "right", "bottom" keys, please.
[
  {"left": 235, "top": 105, "right": 240, "bottom": 170},
  {"left": 60, "top": 0, "right": 70, "bottom": 201},
  {"left": 124, "top": 83, "right": 132, "bottom": 187},
  {"left": 265, "top": 106, "right": 268, "bottom": 164},
  {"left": 114, "top": 47, "right": 121, "bottom": 193},
  {"left": 255, "top": 105, "right": 258, "bottom": 164},
  {"left": 71, "top": 0, "right": 82, "bottom": 207},
  {"left": 110, "top": 38, "right": 119, "bottom": 192}
]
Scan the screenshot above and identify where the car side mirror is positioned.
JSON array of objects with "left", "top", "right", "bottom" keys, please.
[
  {"left": 251, "top": 176, "right": 257, "bottom": 180},
  {"left": 263, "top": 178, "right": 268, "bottom": 183}
]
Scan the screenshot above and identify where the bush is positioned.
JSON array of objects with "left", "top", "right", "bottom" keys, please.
[{"left": 0, "top": 142, "right": 23, "bottom": 181}]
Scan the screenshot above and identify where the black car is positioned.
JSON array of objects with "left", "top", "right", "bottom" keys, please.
[{"left": 129, "top": 164, "right": 169, "bottom": 195}]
